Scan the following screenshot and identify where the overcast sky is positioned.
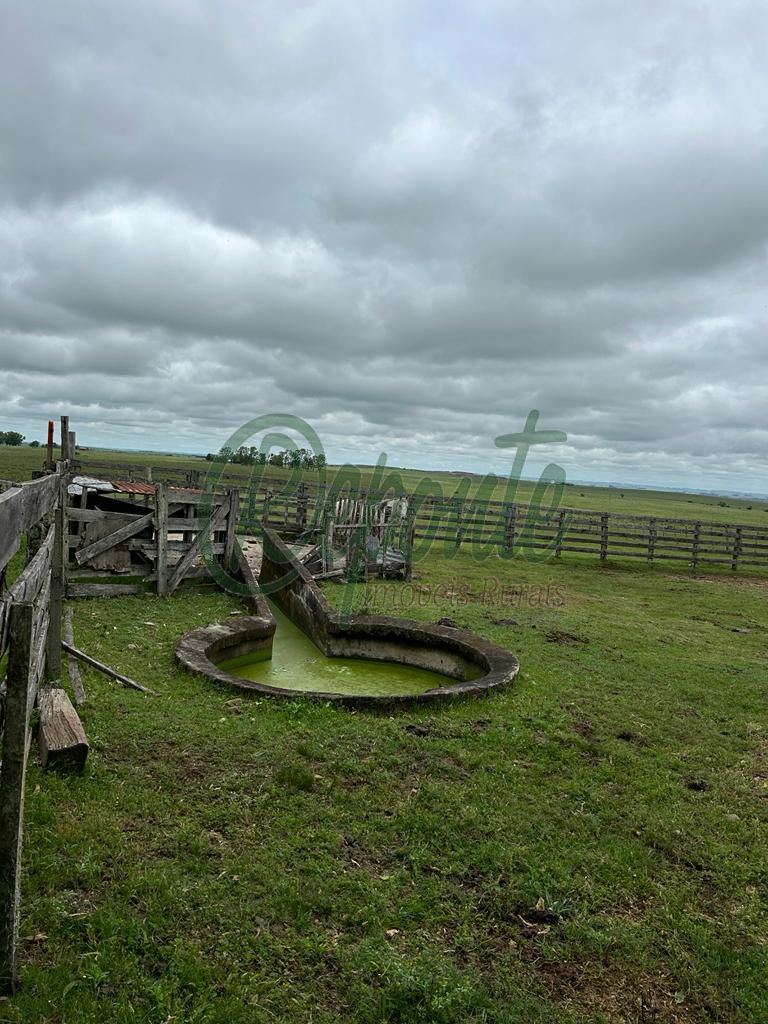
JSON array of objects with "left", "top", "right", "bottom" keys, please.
[{"left": 1, "top": 1, "right": 766, "bottom": 492}]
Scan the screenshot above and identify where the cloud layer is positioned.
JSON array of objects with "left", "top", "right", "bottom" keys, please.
[{"left": 1, "top": 1, "right": 767, "bottom": 490}]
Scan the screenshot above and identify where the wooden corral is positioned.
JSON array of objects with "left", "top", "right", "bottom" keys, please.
[
  {"left": 72, "top": 461, "right": 768, "bottom": 572},
  {"left": 66, "top": 481, "right": 240, "bottom": 596}
]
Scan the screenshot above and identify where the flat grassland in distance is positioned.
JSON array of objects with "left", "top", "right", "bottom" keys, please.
[
  {"left": 2, "top": 442, "right": 767, "bottom": 526},
  {"left": 1, "top": 446, "right": 767, "bottom": 1023}
]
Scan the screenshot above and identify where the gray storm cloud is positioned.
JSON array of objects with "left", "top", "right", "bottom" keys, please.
[{"left": 0, "top": 0, "right": 766, "bottom": 491}]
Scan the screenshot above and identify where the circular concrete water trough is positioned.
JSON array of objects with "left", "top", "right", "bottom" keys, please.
[
  {"left": 176, "top": 607, "right": 519, "bottom": 708},
  {"left": 175, "top": 527, "right": 519, "bottom": 707}
]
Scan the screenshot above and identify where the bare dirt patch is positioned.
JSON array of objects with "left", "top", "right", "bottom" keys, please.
[{"left": 546, "top": 629, "right": 589, "bottom": 645}]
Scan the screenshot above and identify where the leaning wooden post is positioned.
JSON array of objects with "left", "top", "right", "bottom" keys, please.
[
  {"left": 155, "top": 483, "right": 168, "bottom": 596},
  {"left": 0, "top": 603, "right": 34, "bottom": 994}
]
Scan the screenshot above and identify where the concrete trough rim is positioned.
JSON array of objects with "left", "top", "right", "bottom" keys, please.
[
  {"left": 175, "top": 612, "right": 519, "bottom": 707},
  {"left": 175, "top": 527, "right": 520, "bottom": 707}
]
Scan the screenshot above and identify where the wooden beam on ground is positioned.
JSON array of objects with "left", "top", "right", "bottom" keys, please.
[
  {"left": 63, "top": 608, "right": 85, "bottom": 705},
  {"left": 61, "top": 641, "right": 158, "bottom": 696},
  {"left": 37, "top": 687, "right": 88, "bottom": 772},
  {"left": 65, "top": 583, "right": 144, "bottom": 599},
  {"left": 74, "top": 510, "right": 154, "bottom": 565}
]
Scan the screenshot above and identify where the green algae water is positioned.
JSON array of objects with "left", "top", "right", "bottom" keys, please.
[{"left": 218, "top": 600, "right": 476, "bottom": 697}]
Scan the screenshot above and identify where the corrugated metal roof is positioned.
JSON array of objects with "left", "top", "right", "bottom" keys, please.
[{"left": 110, "top": 480, "right": 156, "bottom": 495}]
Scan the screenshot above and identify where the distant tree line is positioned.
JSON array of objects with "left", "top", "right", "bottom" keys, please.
[
  {"left": 0, "top": 431, "right": 25, "bottom": 446},
  {"left": 205, "top": 446, "right": 326, "bottom": 469}
]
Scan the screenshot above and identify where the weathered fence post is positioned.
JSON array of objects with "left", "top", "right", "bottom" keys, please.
[
  {"left": 647, "top": 518, "right": 656, "bottom": 563},
  {"left": 224, "top": 488, "right": 240, "bottom": 572},
  {"left": 691, "top": 521, "right": 701, "bottom": 570},
  {"left": 405, "top": 521, "right": 415, "bottom": 581},
  {"left": 155, "top": 483, "right": 168, "bottom": 596},
  {"left": 503, "top": 503, "right": 516, "bottom": 556},
  {"left": 731, "top": 527, "right": 742, "bottom": 572},
  {"left": 324, "top": 511, "right": 335, "bottom": 574},
  {"left": 0, "top": 602, "right": 34, "bottom": 994},
  {"left": 262, "top": 490, "right": 272, "bottom": 527},
  {"left": 46, "top": 419, "right": 54, "bottom": 471},
  {"left": 555, "top": 509, "right": 566, "bottom": 557},
  {"left": 297, "top": 483, "right": 308, "bottom": 533},
  {"left": 60, "top": 416, "right": 69, "bottom": 463},
  {"left": 599, "top": 513, "right": 609, "bottom": 561},
  {"left": 45, "top": 475, "right": 65, "bottom": 682}
]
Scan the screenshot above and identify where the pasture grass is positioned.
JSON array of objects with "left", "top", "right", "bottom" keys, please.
[
  {"left": 1, "top": 545, "right": 766, "bottom": 1023},
  {"left": 1, "top": 443, "right": 767, "bottom": 527}
]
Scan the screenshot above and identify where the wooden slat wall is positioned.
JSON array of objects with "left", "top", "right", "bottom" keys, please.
[
  {"left": 65, "top": 486, "right": 239, "bottom": 596},
  {"left": 0, "top": 461, "right": 64, "bottom": 994}
]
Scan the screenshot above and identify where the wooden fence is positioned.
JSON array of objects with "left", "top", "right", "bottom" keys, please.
[
  {"left": 70, "top": 460, "right": 768, "bottom": 572},
  {"left": 0, "top": 464, "right": 67, "bottom": 992},
  {"left": 66, "top": 483, "right": 240, "bottom": 596}
]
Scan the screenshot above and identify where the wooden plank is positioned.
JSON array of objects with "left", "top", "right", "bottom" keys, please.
[
  {"left": 74, "top": 510, "right": 153, "bottom": 565},
  {"left": 166, "top": 500, "right": 228, "bottom": 594},
  {"left": 61, "top": 641, "right": 158, "bottom": 695},
  {"left": 67, "top": 565, "right": 152, "bottom": 580},
  {"left": 65, "top": 583, "right": 144, "bottom": 598},
  {"left": 127, "top": 539, "right": 224, "bottom": 555},
  {"left": 37, "top": 687, "right": 88, "bottom": 772},
  {"left": 63, "top": 608, "right": 85, "bottom": 705},
  {"left": 0, "top": 473, "right": 60, "bottom": 572},
  {"left": 0, "top": 526, "right": 55, "bottom": 658},
  {"left": 224, "top": 488, "right": 239, "bottom": 571},
  {"left": 30, "top": 600, "right": 50, "bottom": 695},
  {"left": 0, "top": 603, "right": 34, "bottom": 993},
  {"left": 67, "top": 507, "right": 145, "bottom": 525},
  {"left": 46, "top": 482, "right": 65, "bottom": 682},
  {"left": 155, "top": 484, "right": 168, "bottom": 596}
]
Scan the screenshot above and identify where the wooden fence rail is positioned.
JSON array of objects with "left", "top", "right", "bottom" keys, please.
[
  {"left": 71, "top": 462, "right": 768, "bottom": 571},
  {"left": 250, "top": 492, "right": 768, "bottom": 571},
  {"left": 0, "top": 467, "right": 66, "bottom": 992},
  {"left": 66, "top": 483, "right": 240, "bottom": 596}
]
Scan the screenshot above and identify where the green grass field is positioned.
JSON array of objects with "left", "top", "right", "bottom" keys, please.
[
  {"left": 2, "top": 443, "right": 766, "bottom": 527},
  {"left": 2, "top": 550, "right": 766, "bottom": 1023},
  {"left": 1, "top": 446, "right": 767, "bottom": 1022}
]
